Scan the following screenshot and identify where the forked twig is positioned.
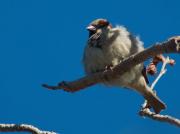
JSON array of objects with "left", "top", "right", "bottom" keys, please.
[
  {"left": 151, "top": 56, "right": 170, "bottom": 90},
  {"left": 141, "top": 56, "right": 170, "bottom": 109},
  {"left": 139, "top": 56, "right": 180, "bottom": 127}
]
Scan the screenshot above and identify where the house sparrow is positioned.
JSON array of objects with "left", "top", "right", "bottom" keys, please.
[{"left": 83, "top": 19, "right": 166, "bottom": 113}]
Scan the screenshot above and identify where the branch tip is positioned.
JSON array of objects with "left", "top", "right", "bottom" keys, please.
[
  {"left": 42, "top": 84, "right": 59, "bottom": 90},
  {"left": 0, "top": 124, "right": 57, "bottom": 134}
]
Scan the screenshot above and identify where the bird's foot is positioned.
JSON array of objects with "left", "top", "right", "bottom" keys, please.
[{"left": 104, "top": 64, "right": 114, "bottom": 72}]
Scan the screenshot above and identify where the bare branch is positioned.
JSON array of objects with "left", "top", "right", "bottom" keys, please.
[
  {"left": 42, "top": 36, "right": 180, "bottom": 92},
  {"left": 139, "top": 109, "right": 180, "bottom": 127},
  {"left": 42, "top": 36, "right": 180, "bottom": 128},
  {"left": 0, "top": 124, "right": 56, "bottom": 134},
  {"left": 150, "top": 56, "right": 170, "bottom": 90}
]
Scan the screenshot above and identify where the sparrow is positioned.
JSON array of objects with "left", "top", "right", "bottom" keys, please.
[{"left": 83, "top": 18, "right": 166, "bottom": 113}]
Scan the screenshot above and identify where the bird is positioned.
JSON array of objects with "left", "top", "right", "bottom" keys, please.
[{"left": 82, "top": 18, "right": 166, "bottom": 114}]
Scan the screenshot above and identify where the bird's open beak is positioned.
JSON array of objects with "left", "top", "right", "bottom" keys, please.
[{"left": 86, "top": 25, "right": 96, "bottom": 31}]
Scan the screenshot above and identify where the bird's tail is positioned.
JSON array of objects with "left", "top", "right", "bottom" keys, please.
[
  {"left": 130, "top": 76, "right": 166, "bottom": 114},
  {"left": 143, "top": 87, "right": 166, "bottom": 114}
]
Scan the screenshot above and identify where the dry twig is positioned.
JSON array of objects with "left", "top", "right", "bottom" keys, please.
[
  {"left": 42, "top": 36, "right": 180, "bottom": 91},
  {"left": 0, "top": 124, "right": 56, "bottom": 134},
  {"left": 151, "top": 56, "right": 169, "bottom": 90},
  {"left": 139, "top": 56, "right": 180, "bottom": 127},
  {"left": 139, "top": 109, "right": 180, "bottom": 127},
  {"left": 140, "top": 56, "right": 170, "bottom": 111}
]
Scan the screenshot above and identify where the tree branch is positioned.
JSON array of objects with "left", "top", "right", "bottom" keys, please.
[
  {"left": 139, "top": 109, "right": 180, "bottom": 127},
  {"left": 42, "top": 36, "right": 180, "bottom": 92},
  {"left": 42, "top": 36, "right": 180, "bottom": 128},
  {"left": 0, "top": 124, "right": 56, "bottom": 134}
]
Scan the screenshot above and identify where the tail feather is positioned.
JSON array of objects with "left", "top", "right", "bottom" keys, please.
[
  {"left": 144, "top": 91, "right": 166, "bottom": 114},
  {"left": 131, "top": 76, "right": 166, "bottom": 114}
]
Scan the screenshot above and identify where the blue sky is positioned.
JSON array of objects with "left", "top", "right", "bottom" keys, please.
[{"left": 0, "top": 0, "right": 180, "bottom": 134}]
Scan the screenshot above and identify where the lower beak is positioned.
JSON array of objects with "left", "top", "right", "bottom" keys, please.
[{"left": 86, "top": 25, "right": 96, "bottom": 31}]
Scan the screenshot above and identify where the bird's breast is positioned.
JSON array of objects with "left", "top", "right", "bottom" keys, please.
[{"left": 83, "top": 35, "right": 132, "bottom": 74}]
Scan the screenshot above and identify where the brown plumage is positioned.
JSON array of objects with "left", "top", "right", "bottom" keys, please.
[{"left": 83, "top": 19, "right": 166, "bottom": 113}]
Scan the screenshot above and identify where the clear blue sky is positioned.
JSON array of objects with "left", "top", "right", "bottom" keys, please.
[{"left": 0, "top": 0, "right": 180, "bottom": 134}]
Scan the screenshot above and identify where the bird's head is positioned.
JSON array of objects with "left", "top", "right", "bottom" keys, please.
[{"left": 86, "top": 19, "right": 112, "bottom": 38}]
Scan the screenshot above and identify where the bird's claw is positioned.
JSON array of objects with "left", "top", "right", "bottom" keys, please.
[{"left": 104, "top": 64, "right": 114, "bottom": 72}]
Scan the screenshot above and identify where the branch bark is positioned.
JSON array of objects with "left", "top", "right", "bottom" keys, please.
[
  {"left": 0, "top": 124, "right": 56, "bottom": 134},
  {"left": 42, "top": 36, "right": 180, "bottom": 128},
  {"left": 42, "top": 36, "right": 180, "bottom": 92},
  {"left": 139, "top": 109, "right": 180, "bottom": 127}
]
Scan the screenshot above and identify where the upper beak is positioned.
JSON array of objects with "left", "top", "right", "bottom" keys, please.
[{"left": 86, "top": 25, "right": 96, "bottom": 31}]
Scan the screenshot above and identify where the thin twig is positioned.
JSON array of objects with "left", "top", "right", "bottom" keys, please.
[
  {"left": 139, "top": 109, "right": 180, "bottom": 127},
  {"left": 139, "top": 56, "right": 180, "bottom": 127},
  {"left": 141, "top": 56, "right": 170, "bottom": 109},
  {"left": 0, "top": 124, "right": 57, "bottom": 134},
  {"left": 151, "top": 56, "right": 170, "bottom": 90}
]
